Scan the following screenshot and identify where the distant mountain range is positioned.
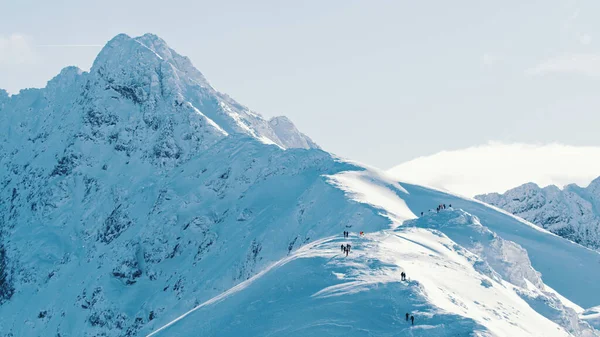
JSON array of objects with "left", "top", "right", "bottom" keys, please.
[{"left": 476, "top": 177, "right": 600, "bottom": 250}]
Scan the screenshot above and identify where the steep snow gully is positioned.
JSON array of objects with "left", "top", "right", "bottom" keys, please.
[{"left": 1, "top": 32, "right": 600, "bottom": 337}]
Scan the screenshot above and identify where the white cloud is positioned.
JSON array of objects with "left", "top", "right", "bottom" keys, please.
[
  {"left": 527, "top": 53, "right": 600, "bottom": 76},
  {"left": 388, "top": 142, "right": 600, "bottom": 197}
]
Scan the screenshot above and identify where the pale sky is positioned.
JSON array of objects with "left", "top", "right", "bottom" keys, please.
[{"left": 2, "top": 0, "right": 600, "bottom": 170}]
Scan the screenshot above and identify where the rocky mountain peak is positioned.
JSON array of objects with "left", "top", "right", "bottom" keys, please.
[{"left": 84, "top": 33, "right": 317, "bottom": 150}]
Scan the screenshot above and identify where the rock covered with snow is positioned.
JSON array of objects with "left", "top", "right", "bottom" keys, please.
[{"left": 476, "top": 178, "right": 600, "bottom": 249}]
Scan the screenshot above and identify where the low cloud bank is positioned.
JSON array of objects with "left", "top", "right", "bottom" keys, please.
[{"left": 388, "top": 142, "right": 600, "bottom": 197}]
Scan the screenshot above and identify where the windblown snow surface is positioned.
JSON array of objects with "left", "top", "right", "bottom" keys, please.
[{"left": 1, "top": 33, "right": 600, "bottom": 337}]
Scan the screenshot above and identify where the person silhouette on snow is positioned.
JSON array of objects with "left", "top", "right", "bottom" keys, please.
[
  {"left": 411, "top": 315, "right": 414, "bottom": 325},
  {"left": 405, "top": 313, "right": 409, "bottom": 321}
]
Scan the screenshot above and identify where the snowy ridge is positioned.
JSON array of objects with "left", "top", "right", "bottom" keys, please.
[
  {"left": 145, "top": 208, "right": 596, "bottom": 337},
  {"left": 476, "top": 178, "right": 600, "bottom": 250}
]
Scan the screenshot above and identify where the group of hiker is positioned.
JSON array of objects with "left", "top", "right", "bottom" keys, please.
[
  {"left": 339, "top": 231, "right": 417, "bottom": 326},
  {"left": 341, "top": 230, "right": 365, "bottom": 256},
  {"left": 436, "top": 203, "right": 450, "bottom": 212},
  {"left": 341, "top": 231, "right": 352, "bottom": 256},
  {"left": 341, "top": 243, "right": 351, "bottom": 256},
  {"left": 420, "top": 203, "right": 452, "bottom": 216}
]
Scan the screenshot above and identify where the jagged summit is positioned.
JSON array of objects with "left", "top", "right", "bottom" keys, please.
[
  {"left": 5, "top": 33, "right": 317, "bottom": 151},
  {"left": 134, "top": 33, "right": 210, "bottom": 87},
  {"left": 103, "top": 33, "right": 316, "bottom": 149},
  {"left": 93, "top": 33, "right": 211, "bottom": 92}
]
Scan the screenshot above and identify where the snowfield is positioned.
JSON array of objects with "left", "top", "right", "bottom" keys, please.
[{"left": 1, "top": 33, "right": 599, "bottom": 337}]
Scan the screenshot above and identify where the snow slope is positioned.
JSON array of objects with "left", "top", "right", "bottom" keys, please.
[
  {"left": 144, "top": 208, "right": 596, "bottom": 337},
  {"left": 476, "top": 178, "right": 600, "bottom": 250},
  {"left": 398, "top": 182, "right": 600, "bottom": 310},
  {"left": 1, "top": 32, "right": 600, "bottom": 337}
]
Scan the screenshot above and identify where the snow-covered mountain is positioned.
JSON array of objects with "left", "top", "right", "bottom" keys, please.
[
  {"left": 1, "top": 33, "right": 600, "bottom": 337},
  {"left": 475, "top": 178, "right": 600, "bottom": 250}
]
